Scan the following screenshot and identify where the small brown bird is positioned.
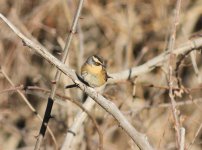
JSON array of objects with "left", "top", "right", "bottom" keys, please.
[{"left": 81, "top": 55, "right": 110, "bottom": 87}]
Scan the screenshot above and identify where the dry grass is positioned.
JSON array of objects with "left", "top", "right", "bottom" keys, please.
[{"left": 0, "top": 0, "right": 202, "bottom": 150}]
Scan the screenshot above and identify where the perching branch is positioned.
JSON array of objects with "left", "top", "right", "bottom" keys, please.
[
  {"left": 2, "top": 11, "right": 202, "bottom": 150},
  {"left": 0, "top": 13, "right": 154, "bottom": 150}
]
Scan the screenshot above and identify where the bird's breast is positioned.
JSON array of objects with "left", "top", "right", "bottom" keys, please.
[{"left": 81, "top": 65, "right": 106, "bottom": 87}]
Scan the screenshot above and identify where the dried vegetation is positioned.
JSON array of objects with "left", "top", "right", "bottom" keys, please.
[{"left": 0, "top": 0, "right": 202, "bottom": 150}]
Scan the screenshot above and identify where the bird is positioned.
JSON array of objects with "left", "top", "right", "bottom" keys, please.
[
  {"left": 80, "top": 55, "right": 110, "bottom": 87},
  {"left": 65, "top": 55, "right": 110, "bottom": 89}
]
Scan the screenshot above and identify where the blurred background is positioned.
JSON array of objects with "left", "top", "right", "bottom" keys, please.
[{"left": 0, "top": 0, "right": 202, "bottom": 150}]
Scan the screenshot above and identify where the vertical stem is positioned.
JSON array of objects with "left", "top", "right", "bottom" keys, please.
[
  {"left": 168, "top": 0, "right": 182, "bottom": 148},
  {"left": 180, "top": 127, "right": 185, "bottom": 150},
  {"left": 34, "top": 0, "right": 85, "bottom": 150}
]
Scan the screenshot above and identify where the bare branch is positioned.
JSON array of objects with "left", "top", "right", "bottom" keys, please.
[
  {"left": 61, "top": 97, "right": 96, "bottom": 150},
  {"left": 0, "top": 13, "right": 154, "bottom": 150},
  {"left": 109, "top": 41, "right": 202, "bottom": 84}
]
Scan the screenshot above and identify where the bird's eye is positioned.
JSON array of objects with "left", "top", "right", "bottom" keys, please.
[{"left": 95, "top": 62, "right": 100, "bottom": 66}]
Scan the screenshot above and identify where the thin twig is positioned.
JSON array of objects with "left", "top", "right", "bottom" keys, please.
[
  {"left": 0, "top": 68, "right": 58, "bottom": 148},
  {"left": 34, "top": 0, "right": 85, "bottom": 149},
  {"left": 158, "top": 113, "right": 172, "bottom": 150},
  {"left": 77, "top": 22, "right": 84, "bottom": 70},
  {"left": 167, "top": 0, "right": 182, "bottom": 148},
  {"left": 61, "top": 20, "right": 87, "bottom": 150},
  {"left": 187, "top": 120, "right": 202, "bottom": 150},
  {"left": 0, "top": 85, "right": 24, "bottom": 94},
  {"left": 143, "top": 83, "right": 202, "bottom": 91},
  {"left": 175, "top": 48, "right": 195, "bottom": 88},
  {"left": 123, "top": 98, "right": 202, "bottom": 116},
  {"left": 0, "top": 84, "right": 103, "bottom": 150},
  {"left": 2, "top": 85, "right": 202, "bottom": 114},
  {"left": 190, "top": 51, "right": 199, "bottom": 76}
]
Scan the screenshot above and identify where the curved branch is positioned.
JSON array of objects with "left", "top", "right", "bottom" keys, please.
[
  {"left": 0, "top": 13, "right": 154, "bottom": 150},
  {"left": 109, "top": 38, "right": 202, "bottom": 83}
]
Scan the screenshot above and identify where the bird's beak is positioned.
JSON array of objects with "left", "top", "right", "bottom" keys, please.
[
  {"left": 101, "top": 63, "right": 106, "bottom": 68},
  {"left": 107, "top": 74, "right": 113, "bottom": 79}
]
